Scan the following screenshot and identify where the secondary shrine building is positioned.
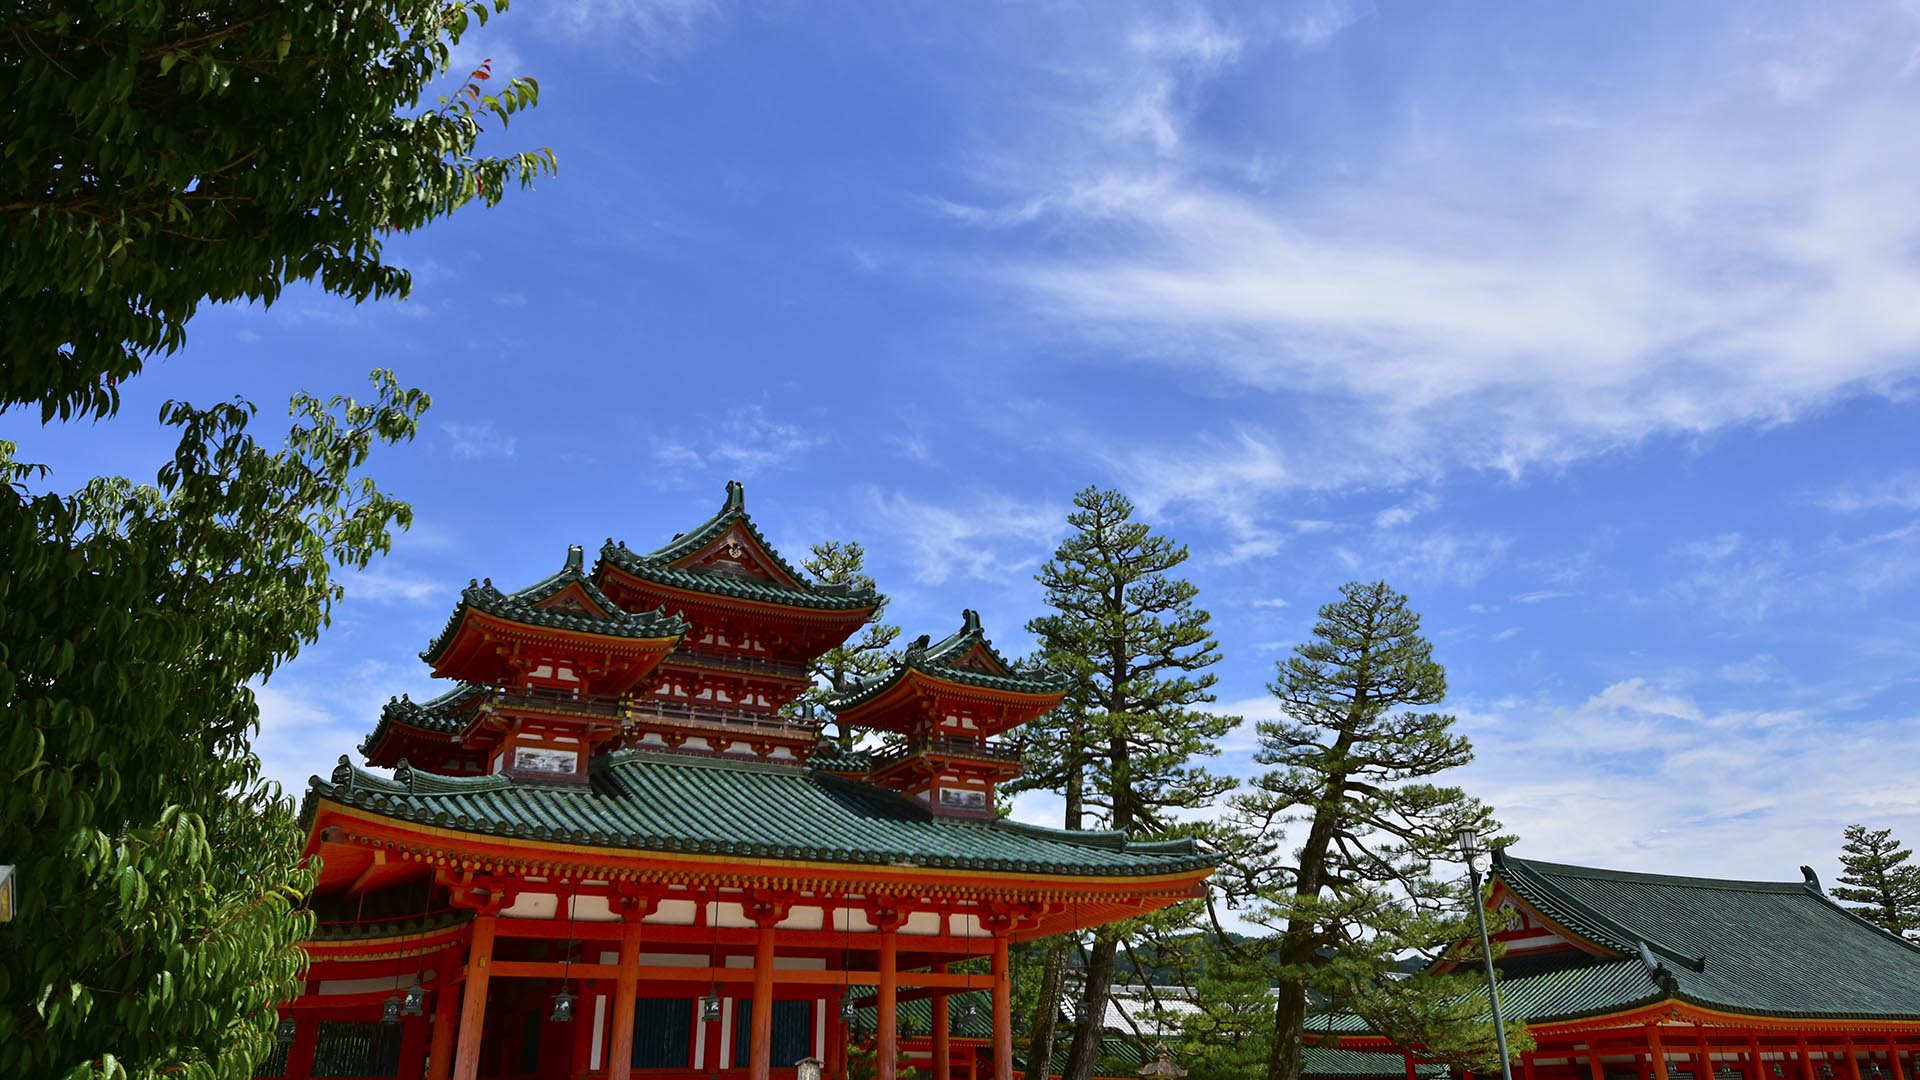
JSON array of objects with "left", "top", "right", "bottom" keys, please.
[
  {"left": 1309, "top": 851, "right": 1920, "bottom": 1080},
  {"left": 269, "top": 482, "right": 1215, "bottom": 1080}
]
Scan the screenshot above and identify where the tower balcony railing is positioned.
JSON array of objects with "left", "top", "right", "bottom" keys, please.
[
  {"left": 869, "top": 734, "right": 1024, "bottom": 771},
  {"left": 488, "top": 686, "right": 625, "bottom": 721},
  {"left": 624, "top": 698, "right": 825, "bottom": 740},
  {"left": 669, "top": 647, "right": 810, "bottom": 681}
]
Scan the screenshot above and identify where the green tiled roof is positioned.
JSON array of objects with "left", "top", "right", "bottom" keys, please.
[
  {"left": 360, "top": 683, "right": 486, "bottom": 755},
  {"left": 307, "top": 750, "right": 1215, "bottom": 879},
  {"left": 1302, "top": 1047, "right": 1446, "bottom": 1078},
  {"left": 1495, "top": 853, "right": 1920, "bottom": 1020},
  {"left": 807, "top": 745, "right": 874, "bottom": 773},
  {"left": 849, "top": 990, "right": 995, "bottom": 1041},
  {"left": 421, "top": 547, "right": 688, "bottom": 665},
  {"left": 828, "top": 610, "right": 1070, "bottom": 711},
  {"left": 1306, "top": 852, "right": 1920, "bottom": 1040},
  {"left": 597, "top": 482, "right": 881, "bottom": 613}
]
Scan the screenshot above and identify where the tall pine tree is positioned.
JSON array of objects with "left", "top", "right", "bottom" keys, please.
[
  {"left": 1012, "top": 487, "right": 1237, "bottom": 1080},
  {"left": 1833, "top": 824, "right": 1920, "bottom": 940},
  {"left": 1234, "top": 581, "right": 1515, "bottom": 1080},
  {"left": 795, "top": 540, "right": 899, "bottom": 748}
]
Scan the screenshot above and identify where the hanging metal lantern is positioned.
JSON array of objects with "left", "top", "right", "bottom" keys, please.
[
  {"left": 550, "top": 984, "right": 578, "bottom": 1023},
  {"left": 400, "top": 984, "right": 426, "bottom": 1017},
  {"left": 276, "top": 1017, "right": 299, "bottom": 1046},
  {"left": 701, "top": 993, "right": 723, "bottom": 1024},
  {"left": 840, "top": 996, "right": 856, "bottom": 1022},
  {"left": 380, "top": 993, "right": 402, "bottom": 1025}
]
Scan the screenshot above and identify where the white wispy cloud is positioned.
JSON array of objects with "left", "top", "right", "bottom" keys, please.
[
  {"left": 860, "top": 487, "right": 1064, "bottom": 587},
  {"left": 548, "top": 0, "right": 722, "bottom": 52},
  {"left": 1511, "top": 589, "right": 1573, "bottom": 604},
  {"left": 1453, "top": 677, "right": 1920, "bottom": 884},
  {"left": 443, "top": 421, "right": 519, "bottom": 462},
  {"left": 344, "top": 565, "right": 442, "bottom": 606},
  {"left": 652, "top": 404, "right": 823, "bottom": 479},
  {"left": 935, "top": 4, "right": 1920, "bottom": 510},
  {"left": 1820, "top": 471, "right": 1920, "bottom": 512},
  {"left": 1281, "top": 0, "right": 1367, "bottom": 49}
]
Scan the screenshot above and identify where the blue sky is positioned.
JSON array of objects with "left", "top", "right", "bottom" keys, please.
[{"left": 11, "top": 0, "right": 1920, "bottom": 889}]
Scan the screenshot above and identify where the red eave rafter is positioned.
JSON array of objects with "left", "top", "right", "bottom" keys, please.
[
  {"left": 427, "top": 608, "right": 679, "bottom": 688},
  {"left": 595, "top": 566, "right": 876, "bottom": 632},
  {"left": 836, "top": 668, "right": 1065, "bottom": 729},
  {"left": 306, "top": 801, "right": 1210, "bottom": 913}
]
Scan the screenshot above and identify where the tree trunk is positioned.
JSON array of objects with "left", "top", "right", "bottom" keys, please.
[
  {"left": 1026, "top": 942, "right": 1068, "bottom": 1079},
  {"left": 1061, "top": 937, "right": 1119, "bottom": 1080},
  {"left": 1265, "top": 929, "right": 1317, "bottom": 1080}
]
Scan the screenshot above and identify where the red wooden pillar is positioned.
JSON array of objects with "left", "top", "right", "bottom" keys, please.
[
  {"left": 932, "top": 963, "right": 952, "bottom": 1080},
  {"left": 1525, "top": 1053, "right": 1539, "bottom": 1080},
  {"left": 1589, "top": 1044, "right": 1608, "bottom": 1080},
  {"left": 1651, "top": 1024, "right": 1671, "bottom": 1080},
  {"left": 1749, "top": 1034, "right": 1767, "bottom": 1080},
  {"left": 1796, "top": 1036, "right": 1816, "bottom": 1080},
  {"left": 1844, "top": 1037, "right": 1863, "bottom": 1080},
  {"left": 991, "top": 934, "right": 1012, "bottom": 1080},
  {"left": 286, "top": 1011, "right": 320, "bottom": 1080},
  {"left": 1405, "top": 1051, "right": 1421, "bottom": 1080},
  {"left": 1698, "top": 1024, "right": 1717, "bottom": 1080},
  {"left": 452, "top": 913, "right": 498, "bottom": 1080},
  {"left": 427, "top": 967, "right": 461, "bottom": 1080},
  {"left": 825, "top": 984, "right": 845, "bottom": 1080},
  {"left": 1888, "top": 1037, "right": 1908, "bottom": 1080},
  {"left": 751, "top": 922, "right": 778, "bottom": 1080},
  {"left": 400, "top": 1006, "right": 432, "bottom": 1079},
  {"left": 878, "top": 928, "right": 900, "bottom": 1080},
  {"left": 609, "top": 919, "right": 645, "bottom": 1080}
]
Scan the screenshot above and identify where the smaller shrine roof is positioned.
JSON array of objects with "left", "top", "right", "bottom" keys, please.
[
  {"left": 827, "top": 609, "right": 1071, "bottom": 712},
  {"left": 308, "top": 750, "right": 1215, "bottom": 880},
  {"left": 1491, "top": 852, "right": 1920, "bottom": 1020},
  {"left": 420, "top": 546, "right": 688, "bottom": 666},
  {"left": 598, "top": 481, "right": 881, "bottom": 613},
  {"left": 1314, "top": 851, "right": 1920, "bottom": 1035},
  {"left": 360, "top": 683, "right": 487, "bottom": 755}
]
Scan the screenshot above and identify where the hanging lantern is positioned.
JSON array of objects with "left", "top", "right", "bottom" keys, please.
[
  {"left": 840, "top": 996, "right": 856, "bottom": 1022},
  {"left": 401, "top": 984, "right": 427, "bottom": 1017},
  {"left": 701, "top": 993, "right": 723, "bottom": 1024},
  {"left": 276, "top": 1017, "right": 299, "bottom": 1046},
  {"left": 380, "top": 993, "right": 402, "bottom": 1025},
  {"left": 550, "top": 984, "right": 578, "bottom": 1023}
]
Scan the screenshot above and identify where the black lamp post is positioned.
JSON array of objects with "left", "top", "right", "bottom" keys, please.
[{"left": 1456, "top": 828, "right": 1513, "bottom": 1080}]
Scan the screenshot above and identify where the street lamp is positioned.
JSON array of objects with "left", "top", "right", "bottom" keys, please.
[{"left": 1456, "top": 828, "right": 1513, "bottom": 1080}]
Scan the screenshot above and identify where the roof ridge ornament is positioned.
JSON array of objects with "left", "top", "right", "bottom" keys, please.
[
  {"left": 565, "top": 545, "right": 584, "bottom": 572},
  {"left": 724, "top": 479, "right": 745, "bottom": 513},
  {"left": 1801, "top": 864, "right": 1824, "bottom": 893}
]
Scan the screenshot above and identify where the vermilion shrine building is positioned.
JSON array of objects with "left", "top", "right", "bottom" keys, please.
[
  {"left": 269, "top": 483, "right": 1214, "bottom": 1080},
  {"left": 1312, "top": 852, "right": 1920, "bottom": 1080}
]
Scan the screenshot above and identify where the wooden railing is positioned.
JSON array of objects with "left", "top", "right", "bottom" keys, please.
[
  {"left": 870, "top": 734, "right": 1022, "bottom": 771},
  {"left": 670, "top": 647, "right": 810, "bottom": 681}
]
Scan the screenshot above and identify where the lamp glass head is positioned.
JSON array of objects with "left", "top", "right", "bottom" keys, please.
[
  {"left": 276, "top": 1017, "right": 299, "bottom": 1046},
  {"left": 401, "top": 984, "right": 426, "bottom": 1017},
  {"left": 1455, "top": 827, "right": 1481, "bottom": 855},
  {"left": 550, "top": 985, "right": 577, "bottom": 1023},
  {"left": 380, "top": 993, "right": 402, "bottom": 1025},
  {"left": 702, "top": 994, "right": 723, "bottom": 1023}
]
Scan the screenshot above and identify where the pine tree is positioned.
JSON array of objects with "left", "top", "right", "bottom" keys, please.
[
  {"left": 1833, "top": 824, "right": 1920, "bottom": 940},
  {"left": 796, "top": 540, "right": 900, "bottom": 748},
  {"left": 1012, "top": 486, "right": 1238, "bottom": 1080},
  {"left": 1233, "top": 581, "right": 1516, "bottom": 1080}
]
